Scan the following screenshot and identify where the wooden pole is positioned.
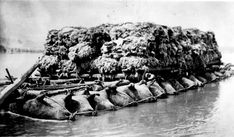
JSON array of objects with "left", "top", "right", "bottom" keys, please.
[
  {"left": 0, "top": 58, "right": 41, "bottom": 108},
  {"left": 5, "top": 68, "right": 14, "bottom": 83}
]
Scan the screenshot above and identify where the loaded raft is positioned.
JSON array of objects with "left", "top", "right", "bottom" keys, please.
[{"left": 1, "top": 22, "right": 233, "bottom": 121}]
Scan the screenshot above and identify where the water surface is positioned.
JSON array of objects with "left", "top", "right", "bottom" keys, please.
[{"left": 0, "top": 53, "right": 42, "bottom": 79}]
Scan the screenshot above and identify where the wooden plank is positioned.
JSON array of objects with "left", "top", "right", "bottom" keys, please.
[{"left": 0, "top": 59, "right": 40, "bottom": 108}]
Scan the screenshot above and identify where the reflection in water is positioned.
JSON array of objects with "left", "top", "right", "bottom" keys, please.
[
  {"left": 1, "top": 77, "right": 234, "bottom": 137},
  {"left": 208, "top": 77, "right": 234, "bottom": 136},
  {"left": 0, "top": 53, "right": 234, "bottom": 137}
]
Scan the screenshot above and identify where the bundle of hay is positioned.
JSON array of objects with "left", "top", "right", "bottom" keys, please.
[
  {"left": 91, "top": 56, "right": 119, "bottom": 74},
  {"left": 38, "top": 55, "right": 59, "bottom": 77},
  {"left": 39, "top": 22, "right": 221, "bottom": 78}
]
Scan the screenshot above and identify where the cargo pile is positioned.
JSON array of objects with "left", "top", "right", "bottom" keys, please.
[{"left": 39, "top": 22, "right": 221, "bottom": 78}]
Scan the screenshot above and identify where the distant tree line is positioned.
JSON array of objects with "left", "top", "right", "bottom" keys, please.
[
  {"left": 0, "top": 44, "right": 44, "bottom": 53},
  {"left": 7, "top": 48, "right": 44, "bottom": 53},
  {"left": 0, "top": 44, "right": 7, "bottom": 53}
]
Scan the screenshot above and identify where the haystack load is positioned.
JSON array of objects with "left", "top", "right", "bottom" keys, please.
[{"left": 2, "top": 22, "right": 233, "bottom": 121}]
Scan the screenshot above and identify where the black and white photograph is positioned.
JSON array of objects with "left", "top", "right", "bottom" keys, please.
[{"left": 0, "top": 0, "right": 234, "bottom": 136}]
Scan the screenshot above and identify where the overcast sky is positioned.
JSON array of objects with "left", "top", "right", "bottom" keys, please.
[{"left": 0, "top": 0, "right": 234, "bottom": 52}]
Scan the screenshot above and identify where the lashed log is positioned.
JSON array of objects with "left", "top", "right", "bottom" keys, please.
[
  {"left": 29, "top": 79, "right": 130, "bottom": 90},
  {"left": 50, "top": 78, "right": 80, "bottom": 84},
  {"left": 30, "top": 83, "right": 96, "bottom": 90},
  {"left": 80, "top": 67, "right": 176, "bottom": 80},
  {"left": 0, "top": 59, "right": 40, "bottom": 108},
  {"left": 79, "top": 69, "right": 175, "bottom": 81},
  {"left": 26, "top": 86, "right": 88, "bottom": 97}
]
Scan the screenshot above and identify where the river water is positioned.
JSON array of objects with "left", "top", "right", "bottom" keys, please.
[{"left": 0, "top": 53, "right": 234, "bottom": 137}]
